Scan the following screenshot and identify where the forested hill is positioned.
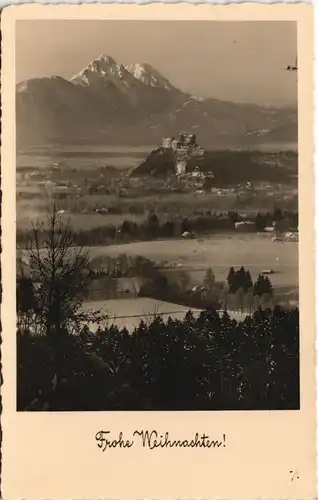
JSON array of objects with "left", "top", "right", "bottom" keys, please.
[{"left": 132, "top": 149, "right": 298, "bottom": 184}]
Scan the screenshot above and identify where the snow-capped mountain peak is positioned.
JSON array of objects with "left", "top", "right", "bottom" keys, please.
[
  {"left": 96, "top": 54, "right": 116, "bottom": 65},
  {"left": 71, "top": 55, "right": 176, "bottom": 93},
  {"left": 125, "top": 62, "right": 173, "bottom": 90},
  {"left": 71, "top": 54, "right": 125, "bottom": 85},
  {"left": 16, "top": 53, "right": 297, "bottom": 150}
]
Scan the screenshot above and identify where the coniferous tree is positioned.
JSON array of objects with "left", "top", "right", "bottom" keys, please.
[
  {"left": 219, "top": 285, "right": 230, "bottom": 311},
  {"left": 234, "top": 287, "right": 245, "bottom": 312},
  {"left": 243, "top": 291, "right": 254, "bottom": 314},
  {"left": 261, "top": 293, "right": 272, "bottom": 310},
  {"left": 17, "top": 305, "right": 300, "bottom": 411},
  {"left": 227, "top": 267, "right": 236, "bottom": 293},
  {"left": 244, "top": 270, "right": 253, "bottom": 291},
  {"left": 203, "top": 267, "right": 215, "bottom": 294},
  {"left": 254, "top": 274, "right": 273, "bottom": 297},
  {"left": 237, "top": 266, "right": 246, "bottom": 288},
  {"left": 176, "top": 270, "right": 190, "bottom": 293}
]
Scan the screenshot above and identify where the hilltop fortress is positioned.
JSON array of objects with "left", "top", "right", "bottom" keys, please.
[
  {"left": 132, "top": 131, "right": 207, "bottom": 178},
  {"left": 161, "top": 132, "right": 205, "bottom": 175}
]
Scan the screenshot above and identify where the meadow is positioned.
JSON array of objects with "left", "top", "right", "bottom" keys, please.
[
  {"left": 85, "top": 234, "right": 298, "bottom": 288},
  {"left": 80, "top": 297, "right": 247, "bottom": 333},
  {"left": 81, "top": 297, "right": 202, "bottom": 332}
]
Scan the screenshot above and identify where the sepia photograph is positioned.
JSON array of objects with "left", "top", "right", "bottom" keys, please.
[
  {"left": 15, "top": 18, "right": 300, "bottom": 412},
  {"left": 1, "top": 5, "right": 316, "bottom": 500}
]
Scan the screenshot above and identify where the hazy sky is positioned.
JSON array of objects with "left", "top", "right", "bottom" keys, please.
[{"left": 16, "top": 20, "right": 297, "bottom": 106}]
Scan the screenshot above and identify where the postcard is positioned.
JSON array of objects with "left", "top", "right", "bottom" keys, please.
[{"left": 1, "top": 3, "right": 316, "bottom": 499}]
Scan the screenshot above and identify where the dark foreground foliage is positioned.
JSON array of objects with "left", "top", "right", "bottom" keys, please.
[{"left": 17, "top": 306, "right": 299, "bottom": 412}]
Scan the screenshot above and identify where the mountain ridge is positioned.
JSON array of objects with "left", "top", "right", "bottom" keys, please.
[{"left": 16, "top": 54, "right": 298, "bottom": 149}]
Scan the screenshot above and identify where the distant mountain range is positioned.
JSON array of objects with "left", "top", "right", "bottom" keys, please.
[{"left": 16, "top": 54, "right": 298, "bottom": 150}]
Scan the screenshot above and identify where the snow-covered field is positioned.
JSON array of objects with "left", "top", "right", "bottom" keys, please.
[
  {"left": 81, "top": 297, "right": 246, "bottom": 333},
  {"left": 87, "top": 234, "right": 298, "bottom": 287}
]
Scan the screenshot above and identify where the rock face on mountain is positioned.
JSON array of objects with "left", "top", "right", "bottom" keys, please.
[{"left": 16, "top": 54, "right": 297, "bottom": 149}]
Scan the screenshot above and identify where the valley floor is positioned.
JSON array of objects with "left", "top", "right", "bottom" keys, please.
[{"left": 86, "top": 233, "right": 299, "bottom": 288}]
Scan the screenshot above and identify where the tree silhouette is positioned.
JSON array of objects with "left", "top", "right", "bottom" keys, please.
[
  {"left": 175, "top": 270, "right": 190, "bottom": 293},
  {"left": 227, "top": 266, "right": 253, "bottom": 294},
  {"left": 17, "top": 274, "right": 39, "bottom": 335},
  {"left": 18, "top": 206, "right": 107, "bottom": 404},
  {"left": 243, "top": 291, "right": 254, "bottom": 314},
  {"left": 227, "top": 267, "right": 237, "bottom": 292},
  {"left": 219, "top": 285, "right": 229, "bottom": 311},
  {"left": 244, "top": 270, "right": 253, "bottom": 291},
  {"left": 203, "top": 267, "right": 215, "bottom": 294},
  {"left": 234, "top": 287, "right": 245, "bottom": 312},
  {"left": 254, "top": 274, "right": 273, "bottom": 296}
]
